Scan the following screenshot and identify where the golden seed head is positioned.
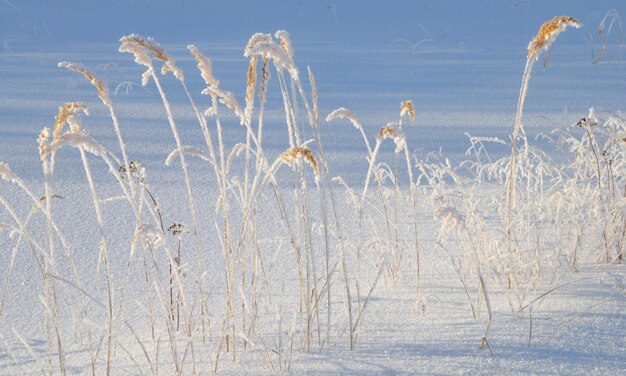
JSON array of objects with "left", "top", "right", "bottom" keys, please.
[
  {"left": 275, "top": 30, "right": 294, "bottom": 60},
  {"left": 247, "top": 55, "right": 257, "bottom": 88},
  {"left": 122, "top": 35, "right": 169, "bottom": 62},
  {"left": 377, "top": 124, "right": 406, "bottom": 152},
  {"left": 187, "top": 44, "right": 219, "bottom": 88},
  {"left": 280, "top": 147, "right": 319, "bottom": 177},
  {"left": 528, "top": 16, "right": 581, "bottom": 60},
  {"left": 53, "top": 102, "right": 88, "bottom": 143},
  {"left": 120, "top": 34, "right": 184, "bottom": 81},
  {"left": 378, "top": 126, "right": 398, "bottom": 141},
  {"left": 400, "top": 100, "right": 415, "bottom": 123},
  {"left": 59, "top": 62, "right": 109, "bottom": 104},
  {"left": 38, "top": 128, "right": 50, "bottom": 160},
  {"left": 246, "top": 55, "right": 257, "bottom": 103}
]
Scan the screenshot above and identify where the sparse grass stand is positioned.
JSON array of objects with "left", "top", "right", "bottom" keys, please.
[{"left": 0, "top": 15, "right": 623, "bottom": 375}]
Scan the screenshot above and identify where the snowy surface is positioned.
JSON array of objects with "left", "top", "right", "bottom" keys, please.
[{"left": 1, "top": 0, "right": 625, "bottom": 375}]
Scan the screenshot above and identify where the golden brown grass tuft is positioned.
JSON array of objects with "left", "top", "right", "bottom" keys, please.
[
  {"left": 53, "top": 102, "right": 88, "bottom": 142},
  {"left": 528, "top": 16, "right": 581, "bottom": 60},
  {"left": 377, "top": 126, "right": 398, "bottom": 141},
  {"left": 400, "top": 100, "right": 415, "bottom": 123},
  {"left": 280, "top": 147, "right": 319, "bottom": 177}
]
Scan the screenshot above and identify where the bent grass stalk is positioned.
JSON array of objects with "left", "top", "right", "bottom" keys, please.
[
  {"left": 506, "top": 16, "right": 580, "bottom": 246},
  {"left": 58, "top": 62, "right": 137, "bottom": 200}
]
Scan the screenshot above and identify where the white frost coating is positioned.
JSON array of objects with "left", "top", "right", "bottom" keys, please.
[
  {"left": 204, "top": 107, "right": 216, "bottom": 118},
  {"left": 0, "top": 163, "right": 17, "bottom": 183},
  {"left": 469, "top": 136, "right": 507, "bottom": 145},
  {"left": 117, "top": 39, "right": 155, "bottom": 85},
  {"left": 326, "top": 107, "right": 363, "bottom": 131},
  {"left": 165, "top": 146, "right": 210, "bottom": 166},
  {"left": 244, "top": 32, "right": 298, "bottom": 80},
  {"left": 244, "top": 33, "right": 274, "bottom": 57},
  {"left": 119, "top": 35, "right": 152, "bottom": 69},
  {"left": 67, "top": 110, "right": 83, "bottom": 134},
  {"left": 162, "top": 57, "right": 184, "bottom": 82},
  {"left": 140, "top": 225, "right": 163, "bottom": 248},
  {"left": 119, "top": 34, "right": 184, "bottom": 83},
  {"left": 202, "top": 86, "right": 245, "bottom": 124},
  {"left": 48, "top": 132, "right": 107, "bottom": 157},
  {"left": 394, "top": 136, "right": 407, "bottom": 153},
  {"left": 141, "top": 69, "right": 153, "bottom": 86},
  {"left": 187, "top": 45, "right": 219, "bottom": 88},
  {"left": 275, "top": 30, "right": 294, "bottom": 60}
]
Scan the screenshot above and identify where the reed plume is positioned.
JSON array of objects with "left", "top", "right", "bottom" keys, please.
[
  {"left": 377, "top": 124, "right": 406, "bottom": 153},
  {"left": 280, "top": 147, "right": 319, "bottom": 179},
  {"left": 506, "top": 16, "right": 580, "bottom": 236},
  {"left": 400, "top": 100, "right": 415, "bottom": 124},
  {"left": 527, "top": 16, "right": 581, "bottom": 61},
  {"left": 187, "top": 44, "right": 219, "bottom": 87},
  {"left": 119, "top": 34, "right": 184, "bottom": 84},
  {"left": 58, "top": 62, "right": 108, "bottom": 104}
]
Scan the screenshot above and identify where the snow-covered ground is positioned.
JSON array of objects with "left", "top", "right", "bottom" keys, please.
[{"left": 1, "top": 1, "right": 625, "bottom": 374}]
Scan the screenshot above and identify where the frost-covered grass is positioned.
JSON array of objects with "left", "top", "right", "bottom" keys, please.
[{"left": 1, "top": 2, "right": 626, "bottom": 375}]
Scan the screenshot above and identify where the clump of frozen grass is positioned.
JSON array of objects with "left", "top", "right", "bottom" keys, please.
[
  {"left": 416, "top": 153, "right": 497, "bottom": 348},
  {"left": 552, "top": 109, "right": 626, "bottom": 265},
  {"left": 327, "top": 101, "right": 422, "bottom": 346}
]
